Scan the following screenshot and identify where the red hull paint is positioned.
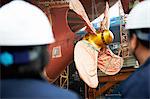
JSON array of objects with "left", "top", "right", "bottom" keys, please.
[{"left": 45, "top": 7, "right": 75, "bottom": 81}]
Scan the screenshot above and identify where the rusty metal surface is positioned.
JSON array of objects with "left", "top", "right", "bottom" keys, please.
[
  {"left": 44, "top": 7, "right": 75, "bottom": 81},
  {"left": 96, "top": 82, "right": 117, "bottom": 96},
  {"left": 99, "top": 72, "right": 132, "bottom": 82}
]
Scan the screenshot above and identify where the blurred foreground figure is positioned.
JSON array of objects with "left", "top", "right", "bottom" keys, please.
[
  {"left": 120, "top": 0, "right": 150, "bottom": 98},
  {"left": 0, "top": 1, "right": 79, "bottom": 98}
]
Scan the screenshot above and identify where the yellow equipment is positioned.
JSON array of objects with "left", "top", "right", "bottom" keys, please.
[{"left": 83, "top": 30, "right": 114, "bottom": 48}]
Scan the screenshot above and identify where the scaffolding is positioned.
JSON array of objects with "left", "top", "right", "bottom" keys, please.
[
  {"left": 59, "top": 66, "right": 69, "bottom": 89},
  {"left": 119, "top": 0, "right": 130, "bottom": 58}
]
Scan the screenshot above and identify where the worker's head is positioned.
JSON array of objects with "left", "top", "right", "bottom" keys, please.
[
  {"left": 0, "top": 0, "right": 55, "bottom": 79},
  {"left": 126, "top": 0, "right": 150, "bottom": 63}
]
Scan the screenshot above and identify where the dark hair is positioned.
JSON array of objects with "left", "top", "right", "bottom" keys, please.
[
  {"left": 0, "top": 45, "right": 49, "bottom": 79},
  {"left": 128, "top": 28, "right": 150, "bottom": 49}
]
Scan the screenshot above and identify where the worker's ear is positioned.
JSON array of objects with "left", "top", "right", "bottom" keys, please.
[{"left": 129, "top": 34, "right": 138, "bottom": 52}]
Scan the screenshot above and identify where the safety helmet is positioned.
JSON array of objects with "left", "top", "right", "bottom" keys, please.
[
  {"left": 0, "top": 0, "right": 55, "bottom": 46},
  {"left": 126, "top": 0, "right": 150, "bottom": 29},
  {"left": 126, "top": 0, "right": 150, "bottom": 41},
  {"left": 83, "top": 30, "right": 114, "bottom": 48}
]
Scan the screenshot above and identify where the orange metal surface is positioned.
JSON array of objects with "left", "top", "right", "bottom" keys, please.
[{"left": 45, "top": 7, "right": 75, "bottom": 81}]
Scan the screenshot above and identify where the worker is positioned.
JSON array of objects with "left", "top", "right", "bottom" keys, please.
[
  {"left": 0, "top": 0, "right": 80, "bottom": 98},
  {"left": 120, "top": 0, "right": 150, "bottom": 98}
]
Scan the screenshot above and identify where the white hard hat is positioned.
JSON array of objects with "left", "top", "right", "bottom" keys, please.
[
  {"left": 126, "top": 0, "right": 150, "bottom": 29},
  {"left": 0, "top": 0, "right": 55, "bottom": 46}
]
